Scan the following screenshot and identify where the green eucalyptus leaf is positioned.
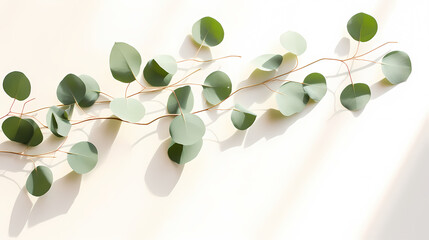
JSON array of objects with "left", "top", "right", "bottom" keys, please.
[
  {"left": 303, "top": 73, "right": 327, "bottom": 102},
  {"left": 61, "top": 104, "right": 74, "bottom": 120},
  {"left": 169, "top": 113, "right": 205, "bottom": 145},
  {"left": 110, "top": 98, "right": 145, "bottom": 123},
  {"left": 67, "top": 141, "right": 98, "bottom": 174},
  {"left": 78, "top": 75, "right": 100, "bottom": 107},
  {"left": 347, "top": 12, "right": 378, "bottom": 42},
  {"left": 3, "top": 71, "right": 31, "bottom": 101},
  {"left": 276, "top": 82, "right": 309, "bottom": 116},
  {"left": 252, "top": 54, "right": 283, "bottom": 71},
  {"left": 143, "top": 55, "right": 177, "bottom": 87},
  {"left": 340, "top": 83, "right": 371, "bottom": 111},
  {"left": 46, "top": 106, "right": 71, "bottom": 137},
  {"left": 192, "top": 16, "right": 224, "bottom": 47},
  {"left": 56, "top": 74, "right": 86, "bottom": 105},
  {"left": 1, "top": 116, "right": 34, "bottom": 144},
  {"left": 25, "top": 119, "right": 43, "bottom": 147},
  {"left": 167, "top": 86, "right": 194, "bottom": 114},
  {"left": 109, "top": 42, "right": 142, "bottom": 83},
  {"left": 26, "top": 166, "right": 53, "bottom": 197},
  {"left": 168, "top": 138, "right": 203, "bottom": 164},
  {"left": 381, "top": 51, "right": 412, "bottom": 84},
  {"left": 231, "top": 104, "right": 257, "bottom": 130},
  {"left": 280, "top": 31, "right": 307, "bottom": 56},
  {"left": 202, "top": 71, "right": 232, "bottom": 105}
]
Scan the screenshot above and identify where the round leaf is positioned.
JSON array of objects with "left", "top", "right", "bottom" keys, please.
[
  {"left": 169, "top": 113, "right": 205, "bottom": 145},
  {"left": 78, "top": 75, "right": 100, "bottom": 107},
  {"left": 347, "top": 12, "right": 378, "bottom": 42},
  {"left": 56, "top": 74, "right": 86, "bottom": 105},
  {"left": 110, "top": 98, "right": 145, "bottom": 123},
  {"left": 303, "top": 73, "right": 327, "bottom": 102},
  {"left": 26, "top": 166, "right": 53, "bottom": 197},
  {"left": 381, "top": 51, "right": 412, "bottom": 84},
  {"left": 3, "top": 71, "right": 31, "bottom": 101},
  {"left": 340, "top": 83, "right": 371, "bottom": 111},
  {"left": 2, "top": 116, "right": 34, "bottom": 144},
  {"left": 143, "top": 55, "right": 177, "bottom": 87},
  {"left": 280, "top": 31, "right": 307, "bottom": 56},
  {"left": 252, "top": 54, "right": 283, "bottom": 71},
  {"left": 168, "top": 138, "right": 203, "bottom": 164},
  {"left": 25, "top": 119, "right": 43, "bottom": 147},
  {"left": 167, "top": 86, "right": 194, "bottom": 114},
  {"left": 231, "top": 104, "right": 257, "bottom": 130},
  {"left": 109, "top": 42, "right": 142, "bottom": 83},
  {"left": 67, "top": 141, "right": 98, "bottom": 174},
  {"left": 46, "top": 106, "right": 71, "bottom": 137},
  {"left": 192, "top": 16, "right": 224, "bottom": 47},
  {"left": 202, "top": 71, "right": 232, "bottom": 105},
  {"left": 276, "top": 82, "right": 309, "bottom": 116}
]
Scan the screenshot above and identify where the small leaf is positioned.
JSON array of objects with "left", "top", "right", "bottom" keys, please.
[
  {"left": 168, "top": 138, "right": 203, "bottom": 164},
  {"left": 110, "top": 98, "right": 145, "bottom": 123},
  {"left": 381, "top": 51, "right": 412, "bottom": 84},
  {"left": 3, "top": 71, "right": 31, "bottom": 101},
  {"left": 78, "top": 75, "right": 100, "bottom": 107},
  {"left": 276, "top": 82, "right": 309, "bottom": 116},
  {"left": 25, "top": 119, "right": 43, "bottom": 147},
  {"left": 2, "top": 116, "right": 34, "bottom": 144},
  {"left": 192, "top": 16, "right": 224, "bottom": 47},
  {"left": 167, "top": 86, "right": 194, "bottom": 114},
  {"left": 252, "top": 54, "right": 283, "bottom": 71},
  {"left": 340, "top": 83, "right": 371, "bottom": 111},
  {"left": 26, "top": 166, "right": 53, "bottom": 196},
  {"left": 46, "top": 106, "right": 71, "bottom": 137},
  {"left": 67, "top": 141, "right": 98, "bottom": 174},
  {"left": 231, "top": 104, "right": 257, "bottom": 130},
  {"left": 303, "top": 73, "right": 327, "bottom": 102},
  {"left": 56, "top": 74, "right": 86, "bottom": 105},
  {"left": 347, "top": 12, "right": 378, "bottom": 42},
  {"left": 280, "top": 31, "right": 307, "bottom": 56},
  {"left": 143, "top": 55, "right": 177, "bottom": 87},
  {"left": 110, "top": 42, "right": 142, "bottom": 83},
  {"left": 202, "top": 71, "right": 232, "bottom": 105},
  {"left": 169, "top": 113, "right": 205, "bottom": 145}
]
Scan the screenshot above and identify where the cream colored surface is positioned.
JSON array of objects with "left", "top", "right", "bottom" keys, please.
[{"left": 0, "top": 0, "right": 428, "bottom": 239}]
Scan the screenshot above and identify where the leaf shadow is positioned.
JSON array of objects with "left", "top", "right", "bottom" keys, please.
[
  {"left": 0, "top": 141, "right": 28, "bottom": 172},
  {"left": 8, "top": 188, "right": 32, "bottom": 237},
  {"left": 371, "top": 78, "right": 397, "bottom": 99},
  {"left": 88, "top": 118, "right": 121, "bottom": 167},
  {"left": 334, "top": 37, "right": 350, "bottom": 57}
]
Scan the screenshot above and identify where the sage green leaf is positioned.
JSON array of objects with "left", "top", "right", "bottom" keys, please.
[
  {"left": 167, "top": 86, "right": 194, "bottom": 114},
  {"left": 26, "top": 166, "right": 53, "bottom": 197},
  {"left": 252, "top": 54, "right": 283, "bottom": 71},
  {"left": 202, "top": 71, "right": 232, "bottom": 105},
  {"left": 109, "top": 42, "right": 141, "bottom": 83},
  {"left": 78, "top": 75, "right": 100, "bottom": 107},
  {"left": 61, "top": 104, "right": 74, "bottom": 120},
  {"left": 168, "top": 138, "right": 203, "bottom": 164},
  {"left": 143, "top": 55, "right": 177, "bottom": 87},
  {"left": 3, "top": 71, "right": 31, "bottom": 101},
  {"left": 56, "top": 74, "right": 86, "bottom": 105},
  {"left": 280, "top": 31, "right": 307, "bottom": 56},
  {"left": 25, "top": 119, "right": 43, "bottom": 147},
  {"left": 67, "top": 141, "right": 98, "bottom": 174},
  {"left": 110, "top": 98, "right": 145, "bottom": 123},
  {"left": 347, "top": 12, "right": 378, "bottom": 42},
  {"left": 381, "top": 51, "right": 412, "bottom": 84},
  {"left": 192, "top": 16, "right": 224, "bottom": 47},
  {"left": 340, "top": 83, "right": 371, "bottom": 111},
  {"left": 169, "top": 113, "right": 205, "bottom": 145},
  {"left": 2, "top": 116, "right": 34, "bottom": 144},
  {"left": 303, "top": 73, "right": 327, "bottom": 102},
  {"left": 231, "top": 104, "right": 257, "bottom": 130},
  {"left": 46, "top": 106, "right": 71, "bottom": 137},
  {"left": 276, "top": 82, "right": 309, "bottom": 116}
]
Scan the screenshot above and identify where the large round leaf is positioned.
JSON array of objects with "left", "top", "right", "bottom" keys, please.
[
  {"left": 3, "top": 71, "right": 31, "bottom": 101},
  {"left": 252, "top": 54, "right": 283, "bottom": 71},
  {"left": 25, "top": 119, "right": 43, "bottom": 147},
  {"left": 110, "top": 98, "right": 145, "bottom": 123},
  {"left": 56, "top": 74, "right": 86, "bottom": 105},
  {"left": 109, "top": 42, "right": 141, "bottom": 83},
  {"left": 231, "top": 104, "right": 257, "bottom": 130},
  {"left": 191, "top": 16, "right": 224, "bottom": 47},
  {"left": 78, "top": 75, "right": 100, "bottom": 107},
  {"left": 67, "top": 141, "right": 98, "bottom": 174},
  {"left": 303, "top": 73, "right": 327, "bottom": 102},
  {"left": 381, "top": 51, "right": 412, "bottom": 84},
  {"left": 340, "top": 83, "right": 371, "bottom": 111},
  {"left": 2, "top": 116, "right": 34, "bottom": 144},
  {"left": 168, "top": 138, "right": 203, "bottom": 164},
  {"left": 26, "top": 166, "right": 53, "bottom": 197},
  {"left": 169, "top": 113, "right": 205, "bottom": 145},
  {"left": 280, "top": 31, "right": 307, "bottom": 56},
  {"left": 143, "top": 55, "right": 177, "bottom": 87},
  {"left": 276, "top": 82, "right": 309, "bottom": 116},
  {"left": 167, "top": 86, "right": 194, "bottom": 114},
  {"left": 347, "top": 12, "right": 378, "bottom": 42},
  {"left": 202, "top": 71, "right": 232, "bottom": 105},
  {"left": 46, "top": 106, "right": 71, "bottom": 137}
]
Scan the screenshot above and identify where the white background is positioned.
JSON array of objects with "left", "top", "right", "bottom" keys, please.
[{"left": 0, "top": 0, "right": 428, "bottom": 239}]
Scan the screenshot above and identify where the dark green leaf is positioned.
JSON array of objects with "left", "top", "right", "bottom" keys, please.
[
  {"left": 252, "top": 54, "right": 283, "bottom": 71},
  {"left": 340, "top": 83, "right": 371, "bottom": 111},
  {"left": 202, "top": 71, "right": 232, "bottom": 105},
  {"left": 143, "top": 55, "right": 177, "bottom": 87},
  {"left": 78, "top": 75, "right": 100, "bottom": 107},
  {"left": 46, "top": 106, "right": 71, "bottom": 137},
  {"left": 303, "top": 73, "right": 327, "bottom": 102},
  {"left": 3, "top": 71, "right": 31, "bottom": 101},
  {"left": 347, "top": 12, "right": 378, "bottom": 42},
  {"left": 231, "top": 104, "right": 257, "bottom": 130},
  {"left": 109, "top": 42, "right": 142, "bottom": 83},
  {"left": 26, "top": 166, "right": 53, "bottom": 197},
  {"left": 192, "top": 16, "right": 224, "bottom": 47},
  {"left": 168, "top": 138, "right": 203, "bottom": 164},
  {"left": 56, "top": 74, "right": 86, "bottom": 105},
  {"left": 1, "top": 116, "right": 34, "bottom": 144},
  {"left": 167, "top": 86, "right": 194, "bottom": 114},
  {"left": 25, "top": 119, "right": 43, "bottom": 147}
]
